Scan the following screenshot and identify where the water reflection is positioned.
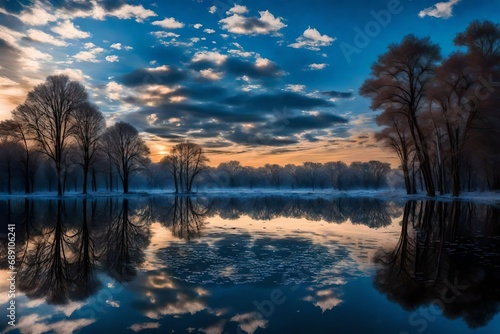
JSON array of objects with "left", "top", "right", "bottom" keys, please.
[
  {"left": 0, "top": 196, "right": 499, "bottom": 333},
  {"left": 373, "top": 201, "right": 500, "bottom": 329},
  {"left": 102, "top": 199, "right": 151, "bottom": 282}
]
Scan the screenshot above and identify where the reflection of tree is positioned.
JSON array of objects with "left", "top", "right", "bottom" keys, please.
[
  {"left": 209, "top": 196, "right": 401, "bottom": 228},
  {"left": 15, "top": 200, "right": 102, "bottom": 304},
  {"left": 373, "top": 201, "right": 500, "bottom": 328},
  {"left": 155, "top": 197, "right": 209, "bottom": 240},
  {"left": 69, "top": 199, "right": 101, "bottom": 300},
  {"left": 18, "top": 201, "right": 73, "bottom": 304},
  {"left": 102, "top": 199, "right": 150, "bottom": 282}
]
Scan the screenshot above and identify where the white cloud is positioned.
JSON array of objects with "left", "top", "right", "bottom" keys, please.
[
  {"left": 199, "top": 68, "right": 224, "bottom": 81},
  {"left": 54, "top": 68, "right": 89, "bottom": 82},
  {"left": 124, "top": 45, "right": 133, "bottom": 50},
  {"left": 204, "top": 28, "right": 216, "bottom": 34},
  {"left": 219, "top": 10, "right": 286, "bottom": 36},
  {"left": 308, "top": 63, "right": 328, "bottom": 70},
  {"left": 228, "top": 49, "right": 255, "bottom": 57},
  {"left": 74, "top": 47, "right": 104, "bottom": 62},
  {"left": 108, "top": 4, "right": 157, "bottom": 22},
  {"left": 209, "top": 6, "right": 217, "bottom": 14},
  {"left": 193, "top": 23, "right": 203, "bottom": 29},
  {"left": 289, "top": 27, "right": 335, "bottom": 50},
  {"left": 190, "top": 37, "right": 200, "bottom": 43},
  {"left": 192, "top": 51, "right": 227, "bottom": 65},
  {"left": 105, "top": 55, "right": 119, "bottom": 62},
  {"left": 18, "top": 3, "right": 57, "bottom": 25},
  {"left": 226, "top": 5, "right": 249, "bottom": 15},
  {"left": 110, "top": 43, "right": 122, "bottom": 49},
  {"left": 286, "top": 84, "right": 306, "bottom": 92},
  {"left": 151, "top": 31, "right": 180, "bottom": 38},
  {"left": 106, "top": 81, "right": 124, "bottom": 100},
  {"left": 255, "top": 57, "right": 271, "bottom": 67},
  {"left": 147, "top": 114, "right": 159, "bottom": 125},
  {"left": 151, "top": 17, "right": 185, "bottom": 29},
  {"left": 51, "top": 20, "right": 90, "bottom": 39},
  {"left": 220, "top": 34, "right": 229, "bottom": 39},
  {"left": 418, "top": 0, "right": 461, "bottom": 19},
  {"left": 26, "top": 29, "right": 67, "bottom": 46},
  {"left": 84, "top": 42, "right": 96, "bottom": 49}
]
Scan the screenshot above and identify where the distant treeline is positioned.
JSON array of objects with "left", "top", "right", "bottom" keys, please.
[
  {"left": 361, "top": 20, "right": 500, "bottom": 196},
  {"left": 0, "top": 74, "right": 397, "bottom": 195}
]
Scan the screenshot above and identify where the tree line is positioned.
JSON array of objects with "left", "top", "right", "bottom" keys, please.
[
  {"left": 0, "top": 74, "right": 396, "bottom": 195},
  {"left": 361, "top": 20, "right": 500, "bottom": 196}
]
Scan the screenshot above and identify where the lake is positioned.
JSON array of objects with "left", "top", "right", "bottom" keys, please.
[{"left": 1, "top": 196, "right": 499, "bottom": 333}]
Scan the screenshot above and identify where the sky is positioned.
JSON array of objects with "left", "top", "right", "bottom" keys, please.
[{"left": 0, "top": 0, "right": 498, "bottom": 166}]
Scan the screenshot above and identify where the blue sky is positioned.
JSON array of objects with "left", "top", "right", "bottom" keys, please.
[{"left": 0, "top": 0, "right": 498, "bottom": 165}]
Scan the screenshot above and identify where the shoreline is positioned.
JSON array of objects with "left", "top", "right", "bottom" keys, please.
[{"left": 0, "top": 189, "right": 499, "bottom": 204}]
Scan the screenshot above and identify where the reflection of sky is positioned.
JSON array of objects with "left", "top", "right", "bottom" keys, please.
[{"left": 2, "top": 200, "right": 500, "bottom": 334}]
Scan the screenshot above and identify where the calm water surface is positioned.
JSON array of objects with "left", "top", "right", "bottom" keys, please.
[{"left": 0, "top": 196, "right": 499, "bottom": 334}]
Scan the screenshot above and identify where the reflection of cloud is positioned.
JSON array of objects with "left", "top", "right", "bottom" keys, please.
[
  {"left": 2, "top": 313, "right": 95, "bottom": 334},
  {"left": 0, "top": 271, "right": 12, "bottom": 304},
  {"left": 129, "top": 322, "right": 161, "bottom": 332},
  {"left": 230, "top": 312, "right": 268, "bottom": 334},
  {"left": 198, "top": 319, "right": 227, "bottom": 334},
  {"left": 106, "top": 299, "right": 120, "bottom": 308},
  {"left": 54, "top": 301, "right": 85, "bottom": 316},
  {"left": 314, "top": 289, "right": 343, "bottom": 312},
  {"left": 139, "top": 272, "right": 207, "bottom": 319}
]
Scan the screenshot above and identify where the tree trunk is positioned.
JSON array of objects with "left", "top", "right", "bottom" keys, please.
[
  {"left": 56, "top": 161, "right": 63, "bottom": 196},
  {"left": 7, "top": 162, "right": 12, "bottom": 195},
  {"left": 24, "top": 155, "right": 30, "bottom": 194},
  {"left": 83, "top": 164, "right": 89, "bottom": 194},
  {"left": 123, "top": 170, "right": 129, "bottom": 194}
]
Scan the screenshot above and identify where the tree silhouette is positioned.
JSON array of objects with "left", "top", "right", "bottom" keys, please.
[
  {"left": 12, "top": 75, "right": 88, "bottom": 196},
  {"left": 102, "top": 122, "right": 150, "bottom": 194},
  {"left": 373, "top": 200, "right": 500, "bottom": 328},
  {"left": 360, "top": 35, "right": 442, "bottom": 196},
  {"left": 161, "top": 142, "right": 208, "bottom": 193},
  {"left": 73, "top": 103, "right": 105, "bottom": 194}
]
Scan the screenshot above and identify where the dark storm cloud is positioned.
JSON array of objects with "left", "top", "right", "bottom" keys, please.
[
  {"left": 141, "top": 129, "right": 185, "bottom": 140},
  {"left": 227, "top": 127, "right": 299, "bottom": 147},
  {"left": 286, "top": 113, "right": 348, "bottom": 129},
  {"left": 322, "top": 90, "right": 354, "bottom": 99},
  {"left": 120, "top": 66, "right": 187, "bottom": 87},
  {"left": 203, "top": 141, "right": 233, "bottom": 148},
  {"left": 165, "top": 86, "right": 228, "bottom": 101},
  {"left": 225, "top": 91, "right": 333, "bottom": 111},
  {"left": 189, "top": 56, "right": 283, "bottom": 80},
  {"left": 224, "top": 58, "right": 283, "bottom": 79},
  {"left": 48, "top": 0, "right": 94, "bottom": 11}
]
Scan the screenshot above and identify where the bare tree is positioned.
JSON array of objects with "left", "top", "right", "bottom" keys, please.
[
  {"left": 12, "top": 75, "right": 88, "bottom": 196},
  {"left": 218, "top": 160, "right": 243, "bottom": 187},
  {"left": 163, "top": 142, "right": 208, "bottom": 193},
  {"left": 102, "top": 122, "right": 150, "bottom": 194},
  {"left": 73, "top": 103, "right": 105, "bottom": 194},
  {"left": 375, "top": 109, "right": 416, "bottom": 194},
  {"left": 360, "top": 35, "right": 442, "bottom": 196},
  {"left": 0, "top": 120, "right": 38, "bottom": 193}
]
